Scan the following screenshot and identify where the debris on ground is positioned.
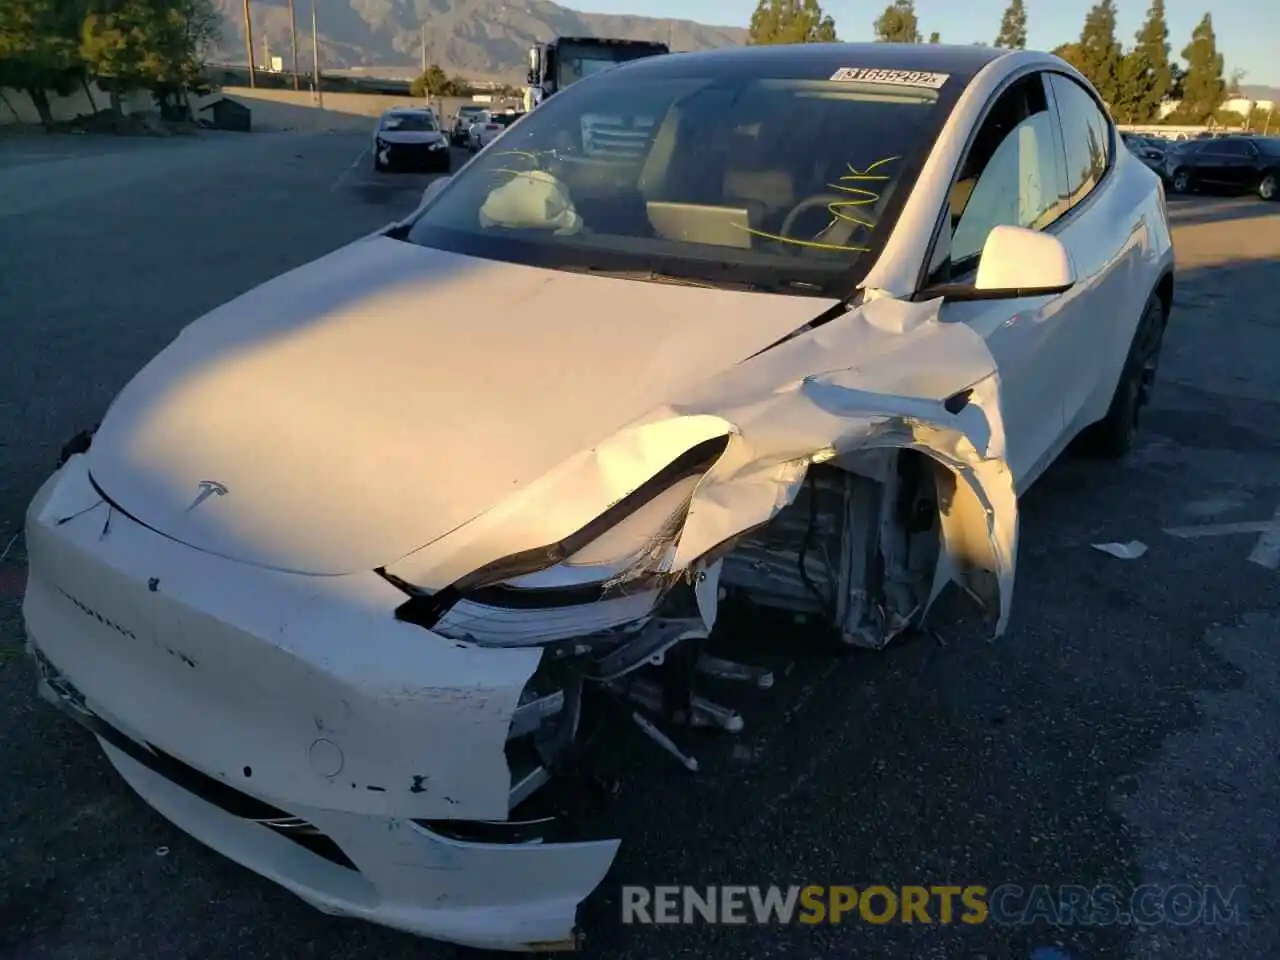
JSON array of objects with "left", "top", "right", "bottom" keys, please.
[{"left": 1090, "top": 540, "right": 1148, "bottom": 560}]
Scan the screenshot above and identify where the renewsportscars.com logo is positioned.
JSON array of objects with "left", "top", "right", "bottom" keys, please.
[{"left": 621, "top": 884, "right": 1249, "bottom": 927}]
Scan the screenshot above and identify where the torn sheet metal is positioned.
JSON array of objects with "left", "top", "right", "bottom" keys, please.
[{"left": 388, "top": 296, "right": 1019, "bottom": 636}]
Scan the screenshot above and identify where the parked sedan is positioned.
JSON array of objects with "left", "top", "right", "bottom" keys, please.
[
  {"left": 372, "top": 107, "right": 451, "bottom": 173},
  {"left": 25, "top": 42, "right": 1172, "bottom": 953},
  {"left": 1164, "top": 134, "right": 1280, "bottom": 199},
  {"left": 1121, "top": 132, "right": 1165, "bottom": 172}
]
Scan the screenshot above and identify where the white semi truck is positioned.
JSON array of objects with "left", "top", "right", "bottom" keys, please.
[{"left": 524, "top": 36, "right": 670, "bottom": 111}]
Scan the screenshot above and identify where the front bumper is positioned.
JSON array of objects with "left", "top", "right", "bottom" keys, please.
[
  {"left": 374, "top": 139, "right": 451, "bottom": 170},
  {"left": 21, "top": 456, "right": 619, "bottom": 951}
]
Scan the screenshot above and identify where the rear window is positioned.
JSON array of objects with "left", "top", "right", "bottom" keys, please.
[
  {"left": 488, "top": 113, "right": 521, "bottom": 127},
  {"left": 1256, "top": 138, "right": 1280, "bottom": 157},
  {"left": 382, "top": 113, "right": 436, "bottom": 131}
]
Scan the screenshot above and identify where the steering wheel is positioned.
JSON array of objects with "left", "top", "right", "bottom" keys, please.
[{"left": 778, "top": 193, "right": 879, "bottom": 243}]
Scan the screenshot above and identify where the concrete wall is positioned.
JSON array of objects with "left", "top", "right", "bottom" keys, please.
[
  {"left": 213, "top": 87, "right": 524, "bottom": 132},
  {"left": 215, "top": 86, "right": 425, "bottom": 131},
  {"left": 0, "top": 81, "right": 152, "bottom": 126},
  {"left": 0, "top": 80, "right": 524, "bottom": 131}
]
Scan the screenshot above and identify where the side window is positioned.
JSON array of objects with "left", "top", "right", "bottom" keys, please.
[
  {"left": 931, "top": 73, "right": 1068, "bottom": 280},
  {"left": 1049, "top": 74, "right": 1112, "bottom": 206}
]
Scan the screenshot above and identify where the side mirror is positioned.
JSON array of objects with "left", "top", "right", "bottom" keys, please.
[
  {"left": 918, "top": 225, "right": 1075, "bottom": 302},
  {"left": 974, "top": 225, "right": 1074, "bottom": 292}
]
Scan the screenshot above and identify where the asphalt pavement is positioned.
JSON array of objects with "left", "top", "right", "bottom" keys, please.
[{"left": 0, "top": 131, "right": 1278, "bottom": 960}]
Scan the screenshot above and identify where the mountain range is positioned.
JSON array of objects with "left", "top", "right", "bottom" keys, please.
[
  {"left": 1239, "top": 85, "right": 1280, "bottom": 105},
  {"left": 214, "top": 0, "right": 749, "bottom": 81}
]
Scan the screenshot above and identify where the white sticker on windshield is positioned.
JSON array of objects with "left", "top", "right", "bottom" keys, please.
[{"left": 829, "top": 67, "right": 950, "bottom": 89}]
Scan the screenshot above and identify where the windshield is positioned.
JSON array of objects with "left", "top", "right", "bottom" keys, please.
[
  {"left": 406, "top": 67, "right": 953, "bottom": 296},
  {"left": 383, "top": 113, "right": 436, "bottom": 131}
]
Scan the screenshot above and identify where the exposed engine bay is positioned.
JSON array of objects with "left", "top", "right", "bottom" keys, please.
[{"left": 408, "top": 449, "right": 951, "bottom": 842}]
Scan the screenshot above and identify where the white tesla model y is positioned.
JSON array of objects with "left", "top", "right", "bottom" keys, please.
[{"left": 24, "top": 42, "right": 1172, "bottom": 952}]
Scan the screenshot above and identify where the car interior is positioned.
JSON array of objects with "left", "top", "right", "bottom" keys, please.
[{"left": 530, "top": 80, "right": 937, "bottom": 255}]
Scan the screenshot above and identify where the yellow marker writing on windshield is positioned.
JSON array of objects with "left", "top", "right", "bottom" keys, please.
[{"left": 732, "top": 155, "right": 900, "bottom": 252}]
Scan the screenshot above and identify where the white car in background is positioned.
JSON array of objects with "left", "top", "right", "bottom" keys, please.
[
  {"left": 449, "top": 103, "right": 489, "bottom": 146},
  {"left": 467, "top": 107, "right": 523, "bottom": 151},
  {"left": 25, "top": 42, "right": 1172, "bottom": 953},
  {"left": 371, "top": 107, "right": 451, "bottom": 173}
]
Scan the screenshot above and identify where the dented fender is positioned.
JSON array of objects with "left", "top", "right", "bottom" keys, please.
[{"left": 388, "top": 296, "right": 1019, "bottom": 636}]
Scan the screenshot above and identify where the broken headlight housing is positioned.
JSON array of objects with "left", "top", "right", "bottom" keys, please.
[{"left": 382, "top": 436, "right": 729, "bottom": 640}]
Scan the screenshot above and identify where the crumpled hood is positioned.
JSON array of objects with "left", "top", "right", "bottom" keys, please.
[{"left": 88, "top": 237, "right": 838, "bottom": 575}]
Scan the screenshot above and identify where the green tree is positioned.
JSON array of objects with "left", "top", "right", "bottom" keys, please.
[
  {"left": 873, "top": 0, "right": 921, "bottom": 43},
  {"left": 0, "top": 0, "right": 84, "bottom": 129},
  {"left": 1074, "top": 0, "right": 1123, "bottom": 107},
  {"left": 1052, "top": 42, "right": 1086, "bottom": 74},
  {"left": 1111, "top": 52, "right": 1150, "bottom": 122},
  {"left": 410, "top": 63, "right": 450, "bottom": 97},
  {"left": 1125, "top": 0, "right": 1171, "bottom": 123},
  {"left": 993, "top": 0, "right": 1027, "bottom": 49},
  {"left": 1174, "top": 13, "right": 1224, "bottom": 123},
  {"left": 928, "top": 31, "right": 940, "bottom": 43},
  {"left": 81, "top": 0, "right": 144, "bottom": 114},
  {"left": 748, "top": 0, "right": 838, "bottom": 45},
  {"left": 80, "top": 0, "right": 213, "bottom": 114}
]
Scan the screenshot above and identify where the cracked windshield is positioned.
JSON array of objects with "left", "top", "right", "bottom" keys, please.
[{"left": 407, "top": 67, "right": 948, "bottom": 294}]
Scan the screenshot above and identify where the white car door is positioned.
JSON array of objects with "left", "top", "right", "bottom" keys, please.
[
  {"left": 1042, "top": 73, "right": 1152, "bottom": 437},
  {"left": 924, "top": 71, "right": 1083, "bottom": 491}
]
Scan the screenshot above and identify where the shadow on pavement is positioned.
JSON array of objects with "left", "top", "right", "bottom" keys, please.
[{"left": 1166, "top": 194, "right": 1279, "bottom": 228}]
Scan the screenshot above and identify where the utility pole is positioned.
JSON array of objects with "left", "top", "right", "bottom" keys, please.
[
  {"left": 420, "top": 22, "right": 427, "bottom": 75},
  {"left": 243, "top": 0, "right": 256, "bottom": 87},
  {"left": 288, "top": 0, "right": 300, "bottom": 90},
  {"left": 311, "top": 0, "right": 323, "bottom": 108},
  {"left": 263, "top": 34, "right": 270, "bottom": 73}
]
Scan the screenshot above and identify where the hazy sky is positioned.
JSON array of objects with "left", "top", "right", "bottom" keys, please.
[{"left": 563, "top": 0, "right": 1279, "bottom": 88}]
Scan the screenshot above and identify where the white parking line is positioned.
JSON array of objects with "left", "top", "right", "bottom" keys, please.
[
  {"left": 1163, "top": 505, "right": 1280, "bottom": 570},
  {"left": 1246, "top": 504, "right": 1280, "bottom": 570},
  {"left": 329, "top": 145, "right": 368, "bottom": 192},
  {"left": 1164, "top": 521, "right": 1278, "bottom": 539}
]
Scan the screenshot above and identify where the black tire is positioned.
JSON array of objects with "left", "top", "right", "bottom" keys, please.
[
  {"left": 1077, "top": 293, "right": 1167, "bottom": 459},
  {"left": 1260, "top": 172, "right": 1278, "bottom": 201},
  {"left": 1170, "top": 167, "right": 1193, "bottom": 194}
]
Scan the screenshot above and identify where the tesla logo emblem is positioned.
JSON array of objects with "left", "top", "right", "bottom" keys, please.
[{"left": 186, "top": 480, "right": 228, "bottom": 512}]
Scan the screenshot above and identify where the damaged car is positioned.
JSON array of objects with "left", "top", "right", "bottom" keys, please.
[{"left": 23, "top": 42, "right": 1173, "bottom": 952}]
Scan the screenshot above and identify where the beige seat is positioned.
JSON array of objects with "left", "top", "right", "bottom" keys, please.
[{"left": 722, "top": 167, "right": 796, "bottom": 231}]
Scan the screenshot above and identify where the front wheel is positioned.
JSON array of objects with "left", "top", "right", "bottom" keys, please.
[
  {"left": 1260, "top": 172, "right": 1278, "bottom": 201},
  {"left": 1077, "top": 293, "right": 1168, "bottom": 459},
  {"left": 1171, "top": 168, "right": 1193, "bottom": 194}
]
